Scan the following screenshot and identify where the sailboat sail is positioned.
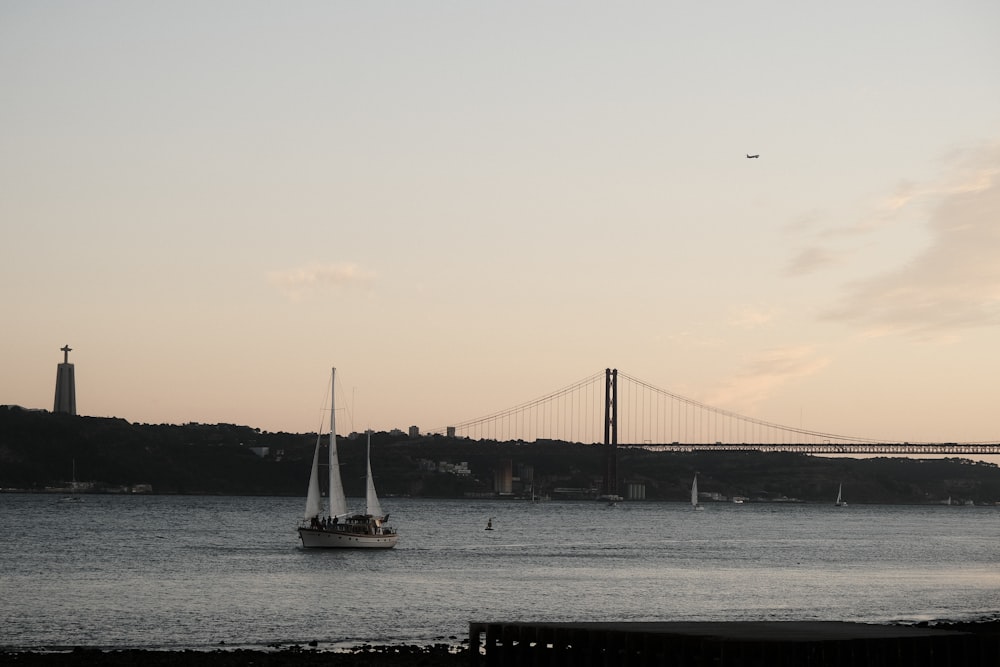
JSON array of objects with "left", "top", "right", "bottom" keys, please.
[
  {"left": 835, "top": 482, "right": 847, "bottom": 507},
  {"left": 365, "top": 432, "right": 383, "bottom": 518},
  {"left": 303, "top": 431, "right": 322, "bottom": 520},
  {"left": 691, "top": 474, "right": 699, "bottom": 506}
]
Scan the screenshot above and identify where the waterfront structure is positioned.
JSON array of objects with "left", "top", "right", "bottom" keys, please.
[
  {"left": 53, "top": 345, "right": 76, "bottom": 415},
  {"left": 468, "top": 621, "right": 992, "bottom": 667},
  {"left": 494, "top": 459, "right": 513, "bottom": 495},
  {"left": 625, "top": 480, "right": 646, "bottom": 500}
]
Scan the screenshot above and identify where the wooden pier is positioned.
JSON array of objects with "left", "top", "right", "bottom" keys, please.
[{"left": 468, "top": 621, "right": 998, "bottom": 666}]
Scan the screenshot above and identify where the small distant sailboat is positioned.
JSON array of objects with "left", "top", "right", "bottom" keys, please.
[
  {"left": 691, "top": 474, "right": 704, "bottom": 510},
  {"left": 485, "top": 517, "right": 494, "bottom": 531},
  {"left": 297, "top": 368, "right": 397, "bottom": 549},
  {"left": 835, "top": 483, "right": 847, "bottom": 507},
  {"left": 59, "top": 459, "right": 84, "bottom": 503},
  {"left": 528, "top": 482, "right": 548, "bottom": 503}
]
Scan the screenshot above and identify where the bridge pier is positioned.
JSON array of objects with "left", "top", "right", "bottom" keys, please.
[{"left": 602, "top": 368, "right": 618, "bottom": 497}]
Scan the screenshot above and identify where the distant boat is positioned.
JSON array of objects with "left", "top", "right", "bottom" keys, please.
[
  {"left": 485, "top": 517, "right": 494, "bottom": 531},
  {"left": 527, "top": 483, "right": 549, "bottom": 503},
  {"left": 597, "top": 492, "right": 623, "bottom": 506},
  {"left": 297, "top": 368, "right": 397, "bottom": 549},
  {"left": 835, "top": 483, "right": 847, "bottom": 507},
  {"left": 59, "top": 459, "right": 83, "bottom": 503},
  {"left": 691, "top": 474, "right": 704, "bottom": 510}
]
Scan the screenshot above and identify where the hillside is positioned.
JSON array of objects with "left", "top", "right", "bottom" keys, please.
[{"left": 2, "top": 406, "right": 999, "bottom": 504}]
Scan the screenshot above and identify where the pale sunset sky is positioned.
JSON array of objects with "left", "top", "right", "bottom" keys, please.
[{"left": 2, "top": 2, "right": 999, "bottom": 443}]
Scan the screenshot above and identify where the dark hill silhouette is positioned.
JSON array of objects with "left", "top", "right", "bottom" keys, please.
[{"left": 2, "top": 406, "right": 998, "bottom": 503}]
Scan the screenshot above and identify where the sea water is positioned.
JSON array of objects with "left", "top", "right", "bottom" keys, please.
[{"left": 0, "top": 494, "right": 997, "bottom": 651}]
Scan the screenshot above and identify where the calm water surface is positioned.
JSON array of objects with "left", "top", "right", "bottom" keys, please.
[{"left": 1, "top": 494, "right": 997, "bottom": 650}]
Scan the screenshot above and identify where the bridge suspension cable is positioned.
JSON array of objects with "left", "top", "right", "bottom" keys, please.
[
  {"left": 431, "top": 368, "right": 999, "bottom": 452},
  {"left": 614, "top": 371, "right": 896, "bottom": 446},
  {"left": 433, "top": 371, "right": 607, "bottom": 443}
]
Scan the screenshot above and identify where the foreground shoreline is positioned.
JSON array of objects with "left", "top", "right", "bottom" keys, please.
[
  {"left": 5, "top": 620, "right": 998, "bottom": 666},
  {"left": 2, "top": 644, "right": 467, "bottom": 666}
]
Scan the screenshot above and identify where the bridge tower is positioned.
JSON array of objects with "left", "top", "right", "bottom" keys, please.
[
  {"left": 602, "top": 368, "right": 618, "bottom": 497},
  {"left": 53, "top": 344, "right": 77, "bottom": 415}
]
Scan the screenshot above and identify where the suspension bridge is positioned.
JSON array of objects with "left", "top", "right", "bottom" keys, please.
[{"left": 432, "top": 369, "right": 1000, "bottom": 457}]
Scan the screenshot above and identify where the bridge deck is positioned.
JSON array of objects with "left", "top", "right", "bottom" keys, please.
[{"left": 638, "top": 443, "right": 1000, "bottom": 454}]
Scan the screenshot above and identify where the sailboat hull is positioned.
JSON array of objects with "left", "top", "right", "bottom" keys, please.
[{"left": 298, "top": 527, "right": 398, "bottom": 549}]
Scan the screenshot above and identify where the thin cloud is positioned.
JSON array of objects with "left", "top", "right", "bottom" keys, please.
[
  {"left": 783, "top": 177, "right": 957, "bottom": 276},
  {"left": 782, "top": 213, "right": 870, "bottom": 277},
  {"left": 706, "top": 345, "right": 831, "bottom": 412},
  {"left": 825, "top": 144, "right": 1000, "bottom": 338},
  {"left": 781, "top": 210, "right": 824, "bottom": 236},
  {"left": 881, "top": 181, "right": 920, "bottom": 213},
  {"left": 268, "top": 262, "right": 375, "bottom": 300},
  {"left": 825, "top": 180, "right": 924, "bottom": 239},
  {"left": 664, "top": 330, "right": 724, "bottom": 349},
  {"left": 729, "top": 304, "right": 777, "bottom": 329},
  {"left": 785, "top": 246, "right": 843, "bottom": 276}
]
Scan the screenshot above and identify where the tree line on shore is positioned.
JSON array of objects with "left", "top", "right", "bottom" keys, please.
[{"left": 2, "top": 405, "right": 999, "bottom": 504}]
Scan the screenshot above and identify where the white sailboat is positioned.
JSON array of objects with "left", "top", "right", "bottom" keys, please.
[
  {"left": 691, "top": 474, "right": 704, "bottom": 510},
  {"left": 297, "top": 368, "right": 397, "bottom": 549},
  {"left": 835, "top": 483, "right": 847, "bottom": 507}
]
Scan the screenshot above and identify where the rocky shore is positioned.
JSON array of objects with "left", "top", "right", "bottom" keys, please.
[
  {"left": 5, "top": 620, "right": 997, "bottom": 666},
  {"left": 2, "top": 644, "right": 467, "bottom": 666}
]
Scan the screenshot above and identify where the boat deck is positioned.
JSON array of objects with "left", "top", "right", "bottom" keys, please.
[{"left": 468, "top": 620, "right": 998, "bottom": 666}]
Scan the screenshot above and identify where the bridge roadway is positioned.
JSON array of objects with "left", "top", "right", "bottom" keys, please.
[{"left": 630, "top": 442, "right": 1000, "bottom": 455}]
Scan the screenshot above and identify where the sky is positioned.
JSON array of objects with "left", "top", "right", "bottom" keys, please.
[{"left": 2, "top": 2, "right": 999, "bottom": 444}]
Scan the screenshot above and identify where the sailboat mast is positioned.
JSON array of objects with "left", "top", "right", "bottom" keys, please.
[
  {"left": 365, "top": 430, "right": 383, "bottom": 518},
  {"left": 327, "top": 368, "right": 348, "bottom": 519},
  {"left": 328, "top": 368, "right": 337, "bottom": 517}
]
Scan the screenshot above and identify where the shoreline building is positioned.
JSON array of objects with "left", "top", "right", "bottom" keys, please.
[{"left": 53, "top": 344, "right": 77, "bottom": 415}]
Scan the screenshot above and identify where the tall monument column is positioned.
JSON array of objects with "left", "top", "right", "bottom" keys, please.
[{"left": 53, "top": 344, "right": 77, "bottom": 415}]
